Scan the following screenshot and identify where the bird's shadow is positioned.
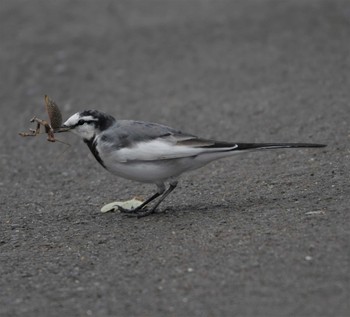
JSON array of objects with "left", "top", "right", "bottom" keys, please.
[
  {"left": 159, "top": 194, "right": 283, "bottom": 217},
  {"left": 160, "top": 199, "right": 250, "bottom": 216}
]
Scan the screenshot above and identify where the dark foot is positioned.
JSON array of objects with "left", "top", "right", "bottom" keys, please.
[
  {"left": 118, "top": 206, "right": 141, "bottom": 214},
  {"left": 123, "top": 207, "right": 156, "bottom": 218}
]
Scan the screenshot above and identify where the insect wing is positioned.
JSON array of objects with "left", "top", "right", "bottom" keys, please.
[{"left": 44, "top": 95, "right": 62, "bottom": 130}]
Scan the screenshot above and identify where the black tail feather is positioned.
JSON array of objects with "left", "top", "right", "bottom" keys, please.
[{"left": 234, "top": 143, "right": 327, "bottom": 151}]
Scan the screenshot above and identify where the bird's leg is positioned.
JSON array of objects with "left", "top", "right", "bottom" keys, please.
[
  {"left": 126, "top": 181, "right": 178, "bottom": 218},
  {"left": 119, "top": 192, "right": 161, "bottom": 214},
  {"left": 119, "top": 183, "right": 166, "bottom": 214}
]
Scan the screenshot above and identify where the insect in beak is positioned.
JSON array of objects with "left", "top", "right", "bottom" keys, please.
[{"left": 19, "top": 95, "right": 69, "bottom": 142}]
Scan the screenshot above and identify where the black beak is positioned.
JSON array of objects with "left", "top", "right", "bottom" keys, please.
[{"left": 55, "top": 125, "right": 71, "bottom": 133}]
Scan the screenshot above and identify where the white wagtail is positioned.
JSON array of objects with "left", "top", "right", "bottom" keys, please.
[{"left": 61, "top": 110, "right": 326, "bottom": 217}]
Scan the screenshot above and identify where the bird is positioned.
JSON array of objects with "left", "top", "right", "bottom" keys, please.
[{"left": 61, "top": 110, "right": 326, "bottom": 217}]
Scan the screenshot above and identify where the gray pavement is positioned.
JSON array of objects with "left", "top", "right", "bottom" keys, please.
[{"left": 0, "top": 1, "right": 349, "bottom": 316}]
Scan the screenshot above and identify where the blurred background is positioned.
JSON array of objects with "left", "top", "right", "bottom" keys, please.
[{"left": 1, "top": 1, "right": 349, "bottom": 316}]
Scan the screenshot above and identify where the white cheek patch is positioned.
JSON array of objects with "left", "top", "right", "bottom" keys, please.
[{"left": 76, "top": 124, "right": 96, "bottom": 140}]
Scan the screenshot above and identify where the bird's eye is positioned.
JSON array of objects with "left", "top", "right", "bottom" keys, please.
[{"left": 78, "top": 119, "right": 85, "bottom": 125}]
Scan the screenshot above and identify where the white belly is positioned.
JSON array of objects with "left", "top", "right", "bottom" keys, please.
[
  {"left": 98, "top": 140, "right": 238, "bottom": 183},
  {"left": 103, "top": 158, "right": 197, "bottom": 183}
]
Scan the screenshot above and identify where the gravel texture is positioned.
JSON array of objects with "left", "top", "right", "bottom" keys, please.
[{"left": 1, "top": 1, "right": 349, "bottom": 316}]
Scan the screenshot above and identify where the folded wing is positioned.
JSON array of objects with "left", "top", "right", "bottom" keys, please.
[{"left": 99, "top": 120, "right": 325, "bottom": 162}]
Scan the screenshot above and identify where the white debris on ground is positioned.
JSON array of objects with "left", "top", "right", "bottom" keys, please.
[{"left": 100, "top": 197, "right": 144, "bottom": 213}]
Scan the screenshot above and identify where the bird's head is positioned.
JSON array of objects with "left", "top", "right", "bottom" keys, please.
[{"left": 61, "top": 110, "right": 116, "bottom": 141}]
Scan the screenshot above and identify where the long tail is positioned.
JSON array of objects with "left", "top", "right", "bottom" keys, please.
[
  {"left": 182, "top": 140, "right": 326, "bottom": 163},
  {"left": 233, "top": 143, "right": 326, "bottom": 151}
]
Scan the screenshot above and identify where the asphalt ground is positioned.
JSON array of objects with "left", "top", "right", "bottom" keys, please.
[{"left": 0, "top": 1, "right": 349, "bottom": 316}]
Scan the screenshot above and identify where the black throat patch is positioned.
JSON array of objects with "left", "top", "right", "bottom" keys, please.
[{"left": 84, "top": 137, "right": 106, "bottom": 169}]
